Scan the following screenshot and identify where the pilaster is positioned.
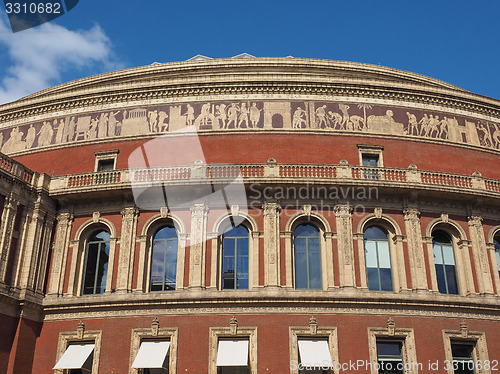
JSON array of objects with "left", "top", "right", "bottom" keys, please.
[
  {"left": 335, "top": 204, "right": 355, "bottom": 288},
  {"left": 189, "top": 203, "right": 209, "bottom": 288},
  {"left": 47, "top": 212, "right": 74, "bottom": 296},
  {"left": 0, "top": 195, "right": 20, "bottom": 283},
  {"left": 263, "top": 202, "right": 280, "bottom": 287},
  {"left": 467, "top": 215, "right": 494, "bottom": 295},
  {"left": 116, "top": 207, "right": 139, "bottom": 292},
  {"left": 403, "top": 208, "right": 428, "bottom": 291}
]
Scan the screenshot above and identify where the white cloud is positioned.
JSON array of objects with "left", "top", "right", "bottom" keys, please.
[{"left": 0, "top": 15, "right": 120, "bottom": 104}]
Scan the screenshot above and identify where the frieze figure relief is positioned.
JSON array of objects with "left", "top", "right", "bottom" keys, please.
[{"left": 1, "top": 100, "right": 500, "bottom": 155}]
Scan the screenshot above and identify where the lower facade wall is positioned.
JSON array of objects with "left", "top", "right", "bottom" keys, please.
[{"left": 31, "top": 313, "right": 500, "bottom": 373}]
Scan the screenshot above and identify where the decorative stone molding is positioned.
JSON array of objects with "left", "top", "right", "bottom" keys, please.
[
  {"left": 467, "top": 215, "right": 494, "bottom": 294},
  {"left": 189, "top": 203, "right": 209, "bottom": 288},
  {"left": 92, "top": 211, "right": 100, "bottom": 223},
  {"left": 403, "top": 208, "right": 428, "bottom": 291},
  {"left": 367, "top": 323, "right": 418, "bottom": 374},
  {"left": 54, "top": 323, "right": 102, "bottom": 374},
  {"left": 289, "top": 320, "right": 339, "bottom": 374},
  {"left": 0, "top": 195, "right": 20, "bottom": 283},
  {"left": 47, "top": 212, "right": 74, "bottom": 296},
  {"left": 208, "top": 323, "right": 257, "bottom": 374},
  {"left": 116, "top": 207, "right": 139, "bottom": 292},
  {"left": 160, "top": 206, "right": 169, "bottom": 218},
  {"left": 129, "top": 320, "right": 178, "bottom": 374},
  {"left": 335, "top": 204, "right": 355, "bottom": 287},
  {"left": 374, "top": 207, "right": 383, "bottom": 219},
  {"left": 263, "top": 202, "right": 281, "bottom": 287}
]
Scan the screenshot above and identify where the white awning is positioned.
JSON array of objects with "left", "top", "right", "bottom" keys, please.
[
  {"left": 216, "top": 340, "right": 249, "bottom": 366},
  {"left": 53, "top": 343, "right": 95, "bottom": 370},
  {"left": 132, "top": 341, "right": 171, "bottom": 369},
  {"left": 298, "top": 340, "right": 333, "bottom": 367}
]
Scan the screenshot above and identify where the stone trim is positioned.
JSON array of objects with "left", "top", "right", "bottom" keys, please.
[
  {"left": 208, "top": 322, "right": 257, "bottom": 374},
  {"left": 442, "top": 325, "right": 490, "bottom": 374},
  {"left": 129, "top": 323, "right": 178, "bottom": 374},
  {"left": 289, "top": 321, "right": 339, "bottom": 374},
  {"left": 367, "top": 322, "right": 418, "bottom": 374},
  {"left": 54, "top": 325, "right": 102, "bottom": 374}
]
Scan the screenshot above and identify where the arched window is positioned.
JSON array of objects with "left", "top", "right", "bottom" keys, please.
[
  {"left": 221, "top": 225, "right": 249, "bottom": 290},
  {"left": 364, "top": 226, "right": 393, "bottom": 291},
  {"left": 294, "top": 223, "right": 322, "bottom": 289},
  {"left": 433, "top": 230, "right": 459, "bottom": 295},
  {"left": 150, "top": 226, "right": 178, "bottom": 292},
  {"left": 82, "top": 230, "right": 110, "bottom": 295},
  {"left": 494, "top": 234, "right": 500, "bottom": 280}
]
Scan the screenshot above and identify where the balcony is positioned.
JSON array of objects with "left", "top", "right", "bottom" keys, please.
[{"left": 47, "top": 159, "right": 500, "bottom": 201}]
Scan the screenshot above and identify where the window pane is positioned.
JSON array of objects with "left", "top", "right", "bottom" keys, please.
[
  {"left": 442, "top": 244, "right": 456, "bottom": 265},
  {"left": 362, "top": 155, "right": 379, "bottom": 167},
  {"left": 380, "top": 268, "right": 393, "bottom": 291},
  {"left": 451, "top": 344, "right": 474, "bottom": 358},
  {"left": 365, "top": 241, "right": 378, "bottom": 268},
  {"left": 222, "top": 237, "right": 235, "bottom": 289},
  {"left": 367, "top": 268, "right": 380, "bottom": 291},
  {"left": 364, "top": 226, "right": 387, "bottom": 240},
  {"left": 83, "top": 231, "right": 110, "bottom": 295},
  {"left": 377, "top": 342, "right": 402, "bottom": 356},
  {"left": 435, "top": 264, "right": 447, "bottom": 294},
  {"left": 377, "top": 241, "right": 391, "bottom": 269},
  {"left": 155, "top": 226, "right": 177, "bottom": 240},
  {"left": 494, "top": 237, "right": 500, "bottom": 273},
  {"left": 224, "top": 225, "right": 248, "bottom": 237},
  {"left": 95, "top": 243, "right": 109, "bottom": 294},
  {"left": 445, "top": 265, "right": 459, "bottom": 294},
  {"left": 308, "top": 238, "right": 322, "bottom": 289},
  {"left": 165, "top": 239, "right": 178, "bottom": 289},
  {"left": 295, "top": 224, "right": 320, "bottom": 238},
  {"left": 433, "top": 244, "right": 444, "bottom": 265},
  {"left": 451, "top": 343, "right": 475, "bottom": 374},
  {"left": 295, "top": 237, "right": 308, "bottom": 289},
  {"left": 151, "top": 241, "right": 166, "bottom": 291}
]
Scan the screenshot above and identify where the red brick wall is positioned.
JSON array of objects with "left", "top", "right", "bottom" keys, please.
[
  {"left": 0, "top": 314, "right": 18, "bottom": 374},
  {"left": 30, "top": 314, "right": 500, "bottom": 373},
  {"left": 13, "top": 134, "right": 500, "bottom": 179}
]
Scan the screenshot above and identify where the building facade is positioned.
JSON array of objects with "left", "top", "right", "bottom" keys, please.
[{"left": 0, "top": 57, "right": 500, "bottom": 373}]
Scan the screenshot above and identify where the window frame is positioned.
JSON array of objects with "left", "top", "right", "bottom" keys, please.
[
  {"left": 357, "top": 144, "right": 384, "bottom": 167},
  {"left": 442, "top": 329, "right": 490, "bottom": 374},
  {"left": 432, "top": 230, "right": 460, "bottom": 295},
  {"left": 129, "top": 327, "right": 178, "bottom": 374},
  {"left": 367, "top": 326, "right": 418, "bottom": 374},
  {"left": 364, "top": 225, "right": 394, "bottom": 292},
  {"left": 81, "top": 230, "right": 111, "bottom": 296},
  {"left": 208, "top": 326, "right": 257, "bottom": 374},
  {"left": 94, "top": 150, "right": 119, "bottom": 172},
  {"left": 289, "top": 325, "right": 339, "bottom": 374},
  {"left": 54, "top": 329, "right": 103, "bottom": 374},
  {"left": 149, "top": 226, "right": 179, "bottom": 292},
  {"left": 219, "top": 224, "right": 250, "bottom": 290},
  {"left": 293, "top": 223, "right": 323, "bottom": 290}
]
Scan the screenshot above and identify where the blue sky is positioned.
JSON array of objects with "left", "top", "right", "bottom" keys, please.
[{"left": 1, "top": 0, "right": 499, "bottom": 104}]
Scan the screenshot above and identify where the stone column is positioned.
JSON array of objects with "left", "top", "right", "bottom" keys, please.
[
  {"left": 403, "top": 208, "right": 428, "bottom": 291},
  {"left": 263, "top": 202, "right": 280, "bottom": 287},
  {"left": 0, "top": 195, "right": 20, "bottom": 283},
  {"left": 189, "top": 203, "right": 209, "bottom": 288},
  {"left": 335, "top": 204, "right": 356, "bottom": 288},
  {"left": 467, "top": 215, "right": 494, "bottom": 295},
  {"left": 116, "top": 207, "right": 139, "bottom": 292},
  {"left": 47, "top": 212, "right": 74, "bottom": 296},
  {"left": 324, "top": 231, "right": 335, "bottom": 289}
]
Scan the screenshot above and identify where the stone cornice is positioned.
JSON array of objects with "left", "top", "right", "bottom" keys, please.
[
  {"left": 41, "top": 289, "right": 500, "bottom": 322},
  {"left": 1, "top": 57, "right": 499, "bottom": 123}
]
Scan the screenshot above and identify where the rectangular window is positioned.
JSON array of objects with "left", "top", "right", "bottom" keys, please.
[
  {"left": 451, "top": 343, "right": 475, "bottom": 374},
  {"left": 376, "top": 341, "right": 404, "bottom": 374},
  {"left": 362, "top": 155, "right": 380, "bottom": 179},
  {"left": 297, "top": 339, "right": 333, "bottom": 373},
  {"left": 96, "top": 159, "right": 115, "bottom": 171},
  {"left": 53, "top": 343, "right": 94, "bottom": 373},
  {"left": 132, "top": 340, "right": 170, "bottom": 373},
  {"left": 216, "top": 339, "right": 249, "bottom": 374}
]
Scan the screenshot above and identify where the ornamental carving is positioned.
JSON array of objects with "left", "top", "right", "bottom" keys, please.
[{"left": 3, "top": 100, "right": 500, "bottom": 156}]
